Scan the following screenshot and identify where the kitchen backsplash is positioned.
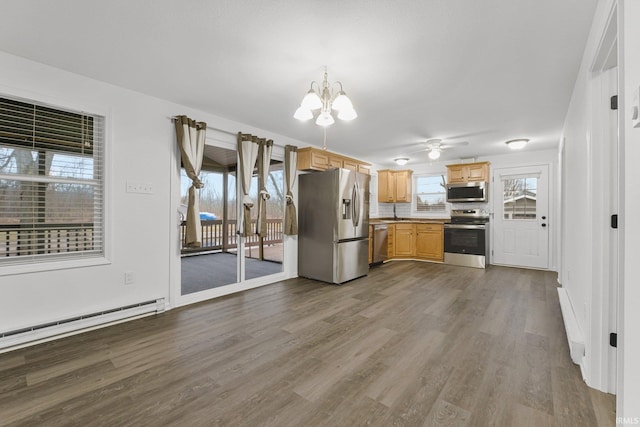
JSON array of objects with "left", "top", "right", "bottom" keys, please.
[
  {"left": 372, "top": 201, "right": 489, "bottom": 218},
  {"left": 375, "top": 202, "right": 411, "bottom": 218}
]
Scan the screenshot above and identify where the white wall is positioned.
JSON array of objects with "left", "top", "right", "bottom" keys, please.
[{"left": 0, "top": 51, "right": 306, "bottom": 334}]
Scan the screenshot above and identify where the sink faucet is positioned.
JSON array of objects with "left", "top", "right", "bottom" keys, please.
[{"left": 393, "top": 203, "right": 398, "bottom": 220}]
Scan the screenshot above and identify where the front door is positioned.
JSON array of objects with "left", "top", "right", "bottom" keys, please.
[{"left": 492, "top": 164, "right": 549, "bottom": 269}]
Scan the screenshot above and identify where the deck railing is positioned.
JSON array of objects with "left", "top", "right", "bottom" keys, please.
[
  {"left": 0, "top": 220, "right": 283, "bottom": 258},
  {"left": 180, "top": 219, "right": 283, "bottom": 254},
  {"left": 0, "top": 223, "right": 95, "bottom": 257}
]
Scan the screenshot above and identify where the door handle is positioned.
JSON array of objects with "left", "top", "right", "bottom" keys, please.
[{"left": 352, "top": 182, "right": 360, "bottom": 227}]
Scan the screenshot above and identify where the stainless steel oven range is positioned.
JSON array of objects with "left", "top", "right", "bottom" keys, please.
[{"left": 444, "top": 209, "right": 490, "bottom": 269}]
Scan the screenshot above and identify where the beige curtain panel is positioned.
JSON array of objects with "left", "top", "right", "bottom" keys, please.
[
  {"left": 175, "top": 115, "right": 206, "bottom": 247},
  {"left": 256, "top": 139, "right": 273, "bottom": 237},
  {"left": 284, "top": 145, "right": 298, "bottom": 235},
  {"left": 237, "top": 133, "right": 260, "bottom": 237}
]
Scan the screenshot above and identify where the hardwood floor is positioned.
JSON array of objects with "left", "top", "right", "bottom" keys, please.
[{"left": 0, "top": 263, "right": 615, "bottom": 426}]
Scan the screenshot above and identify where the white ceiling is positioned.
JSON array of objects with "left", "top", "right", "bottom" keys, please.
[{"left": 0, "top": 0, "right": 597, "bottom": 167}]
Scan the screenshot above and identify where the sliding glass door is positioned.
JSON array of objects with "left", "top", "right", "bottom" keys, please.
[
  {"left": 178, "top": 145, "right": 284, "bottom": 297},
  {"left": 245, "top": 161, "right": 284, "bottom": 280}
]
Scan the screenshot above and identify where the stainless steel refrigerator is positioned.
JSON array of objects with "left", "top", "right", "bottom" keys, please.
[{"left": 298, "top": 168, "right": 370, "bottom": 284}]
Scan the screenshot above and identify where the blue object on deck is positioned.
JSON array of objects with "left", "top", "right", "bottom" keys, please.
[{"left": 199, "top": 212, "right": 217, "bottom": 220}]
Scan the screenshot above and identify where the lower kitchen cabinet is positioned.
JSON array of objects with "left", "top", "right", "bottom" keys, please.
[
  {"left": 393, "top": 224, "right": 415, "bottom": 257},
  {"left": 415, "top": 224, "right": 444, "bottom": 261},
  {"left": 385, "top": 222, "right": 443, "bottom": 262}
]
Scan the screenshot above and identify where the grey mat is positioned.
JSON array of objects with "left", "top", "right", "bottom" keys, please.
[{"left": 181, "top": 252, "right": 283, "bottom": 295}]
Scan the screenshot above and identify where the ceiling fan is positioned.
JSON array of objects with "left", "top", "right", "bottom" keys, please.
[{"left": 418, "top": 139, "right": 469, "bottom": 160}]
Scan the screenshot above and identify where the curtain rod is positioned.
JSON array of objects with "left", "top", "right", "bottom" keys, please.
[{"left": 168, "top": 116, "right": 288, "bottom": 148}]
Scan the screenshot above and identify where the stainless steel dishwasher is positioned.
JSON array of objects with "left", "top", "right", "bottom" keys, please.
[{"left": 372, "top": 223, "right": 388, "bottom": 264}]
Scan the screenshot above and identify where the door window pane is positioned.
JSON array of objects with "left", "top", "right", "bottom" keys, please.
[{"left": 503, "top": 176, "right": 537, "bottom": 220}]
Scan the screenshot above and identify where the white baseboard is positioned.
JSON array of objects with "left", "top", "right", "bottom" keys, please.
[{"left": 557, "top": 288, "right": 586, "bottom": 366}]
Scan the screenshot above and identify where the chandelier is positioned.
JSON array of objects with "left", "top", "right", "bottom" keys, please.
[{"left": 293, "top": 69, "right": 357, "bottom": 127}]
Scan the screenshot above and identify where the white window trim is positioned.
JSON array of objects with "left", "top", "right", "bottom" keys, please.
[
  {"left": 0, "top": 89, "right": 112, "bottom": 276},
  {"left": 411, "top": 172, "right": 450, "bottom": 218}
]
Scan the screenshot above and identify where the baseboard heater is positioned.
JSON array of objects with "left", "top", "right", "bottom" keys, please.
[
  {"left": 0, "top": 299, "right": 165, "bottom": 353},
  {"left": 557, "top": 288, "right": 585, "bottom": 366}
]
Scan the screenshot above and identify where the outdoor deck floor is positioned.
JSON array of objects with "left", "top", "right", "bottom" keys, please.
[{"left": 181, "top": 245, "right": 284, "bottom": 295}]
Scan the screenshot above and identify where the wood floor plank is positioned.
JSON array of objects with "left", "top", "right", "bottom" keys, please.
[
  {"left": 0, "top": 354, "right": 24, "bottom": 372},
  {"left": 519, "top": 333, "right": 554, "bottom": 415},
  {"left": 466, "top": 362, "right": 516, "bottom": 427},
  {"left": 384, "top": 364, "right": 454, "bottom": 425},
  {"left": 293, "top": 327, "right": 396, "bottom": 402},
  {"left": 365, "top": 329, "right": 446, "bottom": 407},
  {"left": 589, "top": 387, "right": 616, "bottom": 427},
  {"left": 524, "top": 297, "right": 550, "bottom": 337},
  {"left": 511, "top": 402, "right": 554, "bottom": 427},
  {"left": 0, "top": 264, "right": 615, "bottom": 426},
  {"left": 425, "top": 399, "right": 471, "bottom": 426},
  {"left": 438, "top": 331, "right": 494, "bottom": 411}
]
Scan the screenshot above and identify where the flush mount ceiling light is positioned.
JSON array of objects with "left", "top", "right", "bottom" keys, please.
[
  {"left": 394, "top": 158, "right": 409, "bottom": 166},
  {"left": 506, "top": 138, "right": 529, "bottom": 150},
  {"left": 293, "top": 68, "right": 357, "bottom": 128}
]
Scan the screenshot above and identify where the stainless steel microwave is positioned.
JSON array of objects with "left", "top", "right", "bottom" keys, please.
[{"left": 446, "top": 181, "right": 488, "bottom": 203}]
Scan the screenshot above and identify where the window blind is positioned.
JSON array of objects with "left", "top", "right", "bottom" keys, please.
[{"left": 0, "top": 96, "right": 105, "bottom": 266}]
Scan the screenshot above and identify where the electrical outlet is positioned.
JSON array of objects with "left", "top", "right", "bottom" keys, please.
[{"left": 124, "top": 271, "right": 135, "bottom": 285}]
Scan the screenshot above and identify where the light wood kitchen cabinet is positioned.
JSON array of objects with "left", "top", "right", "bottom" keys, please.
[
  {"left": 328, "top": 156, "right": 343, "bottom": 169},
  {"left": 393, "top": 223, "right": 415, "bottom": 257},
  {"left": 387, "top": 224, "right": 395, "bottom": 258},
  {"left": 415, "top": 223, "right": 444, "bottom": 261},
  {"left": 395, "top": 170, "right": 412, "bottom": 202},
  {"left": 378, "top": 170, "right": 395, "bottom": 203},
  {"left": 343, "top": 159, "right": 358, "bottom": 171},
  {"left": 297, "top": 148, "right": 330, "bottom": 171},
  {"left": 381, "top": 221, "right": 444, "bottom": 262},
  {"left": 377, "top": 169, "right": 413, "bottom": 203},
  {"left": 297, "top": 147, "right": 371, "bottom": 174},
  {"left": 357, "top": 164, "right": 371, "bottom": 175},
  {"left": 446, "top": 161, "right": 490, "bottom": 183}
]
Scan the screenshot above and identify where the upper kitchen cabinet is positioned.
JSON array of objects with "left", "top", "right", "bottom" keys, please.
[
  {"left": 297, "top": 147, "right": 371, "bottom": 174},
  {"left": 446, "top": 161, "right": 490, "bottom": 184},
  {"left": 377, "top": 169, "right": 413, "bottom": 203}
]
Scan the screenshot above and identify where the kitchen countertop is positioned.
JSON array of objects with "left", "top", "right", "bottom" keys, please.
[{"left": 370, "top": 218, "right": 449, "bottom": 224}]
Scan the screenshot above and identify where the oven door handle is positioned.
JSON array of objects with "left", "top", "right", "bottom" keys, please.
[{"left": 444, "top": 224, "right": 486, "bottom": 230}]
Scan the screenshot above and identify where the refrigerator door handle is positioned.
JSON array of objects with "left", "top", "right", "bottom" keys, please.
[{"left": 352, "top": 181, "right": 359, "bottom": 227}]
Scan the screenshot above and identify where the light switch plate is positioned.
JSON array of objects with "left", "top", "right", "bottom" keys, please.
[{"left": 126, "top": 181, "right": 153, "bottom": 194}]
